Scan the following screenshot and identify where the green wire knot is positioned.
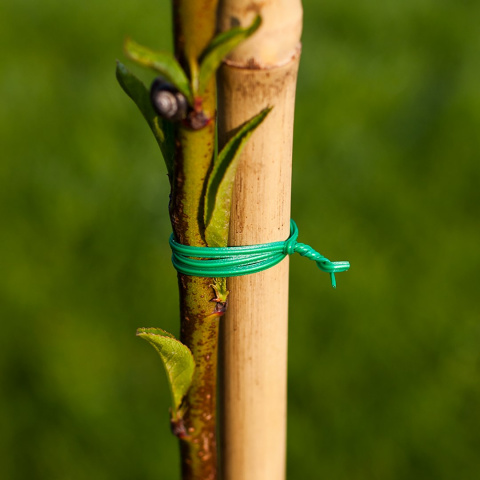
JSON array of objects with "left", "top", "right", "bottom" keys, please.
[{"left": 169, "top": 220, "right": 350, "bottom": 288}]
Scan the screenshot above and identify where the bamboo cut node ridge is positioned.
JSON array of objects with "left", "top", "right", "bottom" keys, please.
[
  {"left": 169, "top": 220, "right": 350, "bottom": 287},
  {"left": 222, "top": 43, "right": 301, "bottom": 70}
]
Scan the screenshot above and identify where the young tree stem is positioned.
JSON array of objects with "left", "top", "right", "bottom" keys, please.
[{"left": 170, "top": 2, "right": 221, "bottom": 479}]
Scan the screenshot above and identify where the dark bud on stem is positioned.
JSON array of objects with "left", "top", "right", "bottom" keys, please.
[
  {"left": 187, "top": 110, "right": 209, "bottom": 130},
  {"left": 150, "top": 78, "right": 188, "bottom": 122}
]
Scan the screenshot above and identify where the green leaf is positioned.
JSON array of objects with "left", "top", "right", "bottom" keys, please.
[
  {"left": 124, "top": 38, "right": 193, "bottom": 104},
  {"left": 136, "top": 327, "right": 195, "bottom": 415},
  {"left": 204, "top": 107, "right": 271, "bottom": 247},
  {"left": 115, "top": 61, "right": 174, "bottom": 179},
  {"left": 197, "top": 15, "right": 262, "bottom": 95}
]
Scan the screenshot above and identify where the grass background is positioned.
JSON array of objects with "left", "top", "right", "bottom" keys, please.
[{"left": 1, "top": 0, "right": 479, "bottom": 478}]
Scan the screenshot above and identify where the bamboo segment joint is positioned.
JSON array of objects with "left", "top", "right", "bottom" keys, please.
[{"left": 169, "top": 220, "right": 350, "bottom": 287}]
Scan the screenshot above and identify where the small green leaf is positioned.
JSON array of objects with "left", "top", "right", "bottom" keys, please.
[
  {"left": 197, "top": 15, "right": 262, "bottom": 95},
  {"left": 204, "top": 107, "right": 271, "bottom": 247},
  {"left": 137, "top": 327, "right": 195, "bottom": 415},
  {"left": 115, "top": 61, "right": 174, "bottom": 179},
  {"left": 124, "top": 38, "right": 192, "bottom": 104}
]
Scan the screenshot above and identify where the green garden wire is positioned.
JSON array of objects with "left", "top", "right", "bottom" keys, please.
[{"left": 169, "top": 220, "right": 350, "bottom": 288}]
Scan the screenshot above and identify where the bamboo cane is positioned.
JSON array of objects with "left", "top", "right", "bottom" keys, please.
[{"left": 217, "top": 2, "right": 303, "bottom": 479}]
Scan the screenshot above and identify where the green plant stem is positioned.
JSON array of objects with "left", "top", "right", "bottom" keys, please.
[
  {"left": 170, "top": 1, "right": 222, "bottom": 479},
  {"left": 177, "top": 275, "right": 221, "bottom": 480},
  {"left": 171, "top": 107, "right": 222, "bottom": 479},
  {"left": 172, "top": 0, "right": 219, "bottom": 93}
]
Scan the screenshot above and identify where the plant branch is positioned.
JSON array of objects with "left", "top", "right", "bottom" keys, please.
[
  {"left": 118, "top": 2, "right": 267, "bottom": 478},
  {"left": 170, "top": 2, "right": 220, "bottom": 479}
]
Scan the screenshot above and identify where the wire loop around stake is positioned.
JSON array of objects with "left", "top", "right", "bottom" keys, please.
[{"left": 169, "top": 220, "right": 350, "bottom": 288}]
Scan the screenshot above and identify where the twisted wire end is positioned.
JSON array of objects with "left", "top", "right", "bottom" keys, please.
[
  {"left": 328, "top": 261, "right": 350, "bottom": 288},
  {"left": 294, "top": 232, "right": 350, "bottom": 287}
]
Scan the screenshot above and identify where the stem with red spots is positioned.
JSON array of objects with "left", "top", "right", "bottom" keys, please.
[
  {"left": 170, "top": 1, "right": 222, "bottom": 479},
  {"left": 176, "top": 275, "right": 223, "bottom": 480}
]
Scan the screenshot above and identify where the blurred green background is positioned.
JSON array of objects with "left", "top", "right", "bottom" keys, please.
[{"left": 1, "top": 0, "right": 479, "bottom": 478}]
